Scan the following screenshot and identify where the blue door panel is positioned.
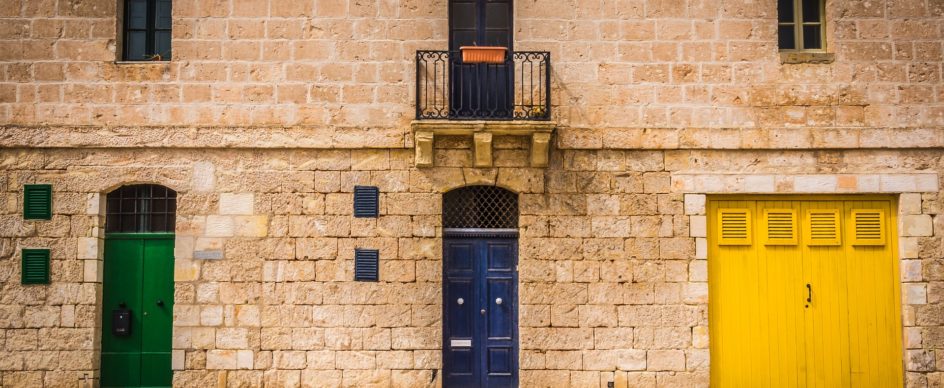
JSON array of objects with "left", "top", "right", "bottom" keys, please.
[
  {"left": 487, "top": 243, "right": 514, "bottom": 270},
  {"left": 446, "top": 279, "right": 474, "bottom": 338},
  {"left": 443, "top": 236, "right": 518, "bottom": 387},
  {"left": 487, "top": 278, "right": 513, "bottom": 338},
  {"left": 488, "top": 348, "right": 512, "bottom": 374},
  {"left": 447, "top": 243, "right": 475, "bottom": 272},
  {"left": 451, "top": 348, "right": 475, "bottom": 374}
]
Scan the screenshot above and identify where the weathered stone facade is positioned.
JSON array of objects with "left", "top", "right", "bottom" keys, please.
[{"left": 1, "top": 0, "right": 944, "bottom": 387}]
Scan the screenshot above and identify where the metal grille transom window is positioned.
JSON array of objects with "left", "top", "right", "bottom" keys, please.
[
  {"left": 106, "top": 184, "right": 177, "bottom": 233},
  {"left": 778, "top": 0, "right": 825, "bottom": 51},
  {"left": 443, "top": 186, "right": 518, "bottom": 229}
]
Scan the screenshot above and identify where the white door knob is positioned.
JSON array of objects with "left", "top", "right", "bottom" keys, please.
[{"left": 495, "top": 298, "right": 502, "bottom": 305}]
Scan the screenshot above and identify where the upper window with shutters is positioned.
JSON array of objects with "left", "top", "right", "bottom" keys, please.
[
  {"left": 778, "top": 0, "right": 825, "bottom": 52},
  {"left": 120, "top": 0, "right": 172, "bottom": 62}
]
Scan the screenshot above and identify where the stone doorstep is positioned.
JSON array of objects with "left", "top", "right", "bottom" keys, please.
[{"left": 411, "top": 120, "right": 555, "bottom": 168}]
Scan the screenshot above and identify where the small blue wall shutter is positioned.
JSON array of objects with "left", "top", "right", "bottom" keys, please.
[
  {"left": 354, "top": 249, "right": 379, "bottom": 281},
  {"left": 23, "top": 184, "right": 52, "bottom": 220},
  {"left": 353, "top": 186, "right": 379, "bottom": 218},
  {"left": 21, "top": 249, "right": 50, "bottom": 284}
]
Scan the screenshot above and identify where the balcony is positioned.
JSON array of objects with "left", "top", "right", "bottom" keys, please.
[
  {"left": 412, "top": 50, "right": 554, "bottom": 168},
  {"left": 415, "top": 50, "right": 551, "bottom": 120}
]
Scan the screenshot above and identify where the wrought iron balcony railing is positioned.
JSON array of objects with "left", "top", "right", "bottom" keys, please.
[{"left": 416, "top": 50, "right": 551, "bottom": 120}]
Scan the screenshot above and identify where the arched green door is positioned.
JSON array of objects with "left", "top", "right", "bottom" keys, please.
[{"left": 101, "top": 185, "right": 176, "bottom": 388}]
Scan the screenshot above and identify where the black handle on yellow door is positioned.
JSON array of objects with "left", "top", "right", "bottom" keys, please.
[{"left": 806, "top": 284, "right": 812, "bottom": 304}]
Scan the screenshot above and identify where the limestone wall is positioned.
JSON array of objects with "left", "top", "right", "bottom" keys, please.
[
  {"left": 2, "top": 143, "right": 943, "bottom": 387},
  {"left": 1, "top": 0, "right": 944, "bottom": 387},
  {"left": 0, "top": 0, "right": 940, "bottom": 131}
]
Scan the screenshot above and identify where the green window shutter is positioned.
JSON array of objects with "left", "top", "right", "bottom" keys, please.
[
  {"left": 23, "top": 184, "right": 52, "bottom": 220},
  {"left": 21, "top": 249, "right": 50, "bottom": 285}
]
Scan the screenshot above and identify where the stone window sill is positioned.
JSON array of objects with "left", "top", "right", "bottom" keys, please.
[
  {"left": 114, "top": 61, "right": 172, "bottom": 65},
  {"left": 780, "top": 52, "right": 835, "bottom": 64}
]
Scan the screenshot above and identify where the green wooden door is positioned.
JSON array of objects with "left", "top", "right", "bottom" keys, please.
[{"left": 102, "top": 234, "right": 174, "bottom": 388}]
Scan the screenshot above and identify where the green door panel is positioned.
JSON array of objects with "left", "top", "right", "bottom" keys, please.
[
  {"left": 102, "top": 235, "right": 174, "bottom": 388},
  {"left": 100, "top": 353, "right": 142, "bottom": 387},
  {"left": 141, "top": 352, "right": 172, "bottom": 387},
  {"left": 141, "top": 238, "right": 174, "bottom": 387}
]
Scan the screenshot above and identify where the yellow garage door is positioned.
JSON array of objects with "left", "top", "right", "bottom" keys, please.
[{"left": 708, "top": 197, "right": 903, "bottom": 387}]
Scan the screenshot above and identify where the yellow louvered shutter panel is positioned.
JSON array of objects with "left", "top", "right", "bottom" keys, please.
[
  {"left": 851, "top": 209, "right": 886, "bottom": 245},
  {"left": 806, "top": 209, "right": 841, "bottom": 246},
  {"left": 718, "top": 208, "right": 751, "bottom": 245},
  {"left": 763, "top": 209, "right": 797, "bottom": 245}
]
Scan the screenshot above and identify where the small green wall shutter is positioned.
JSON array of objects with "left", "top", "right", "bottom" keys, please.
[
  {"left": 23, "top": 184, "right": 52, "bottom": 220},
  {"left": 22, "top": 249, "right": 50, "bottom": 284}
]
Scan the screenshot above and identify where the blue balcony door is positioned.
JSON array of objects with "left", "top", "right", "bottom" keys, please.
[
  {"left": 443, "top": 233, "right": 519, "bottom": 387},
  {"left": 449, "top": 0, "right": 513, "bottom": 118}
]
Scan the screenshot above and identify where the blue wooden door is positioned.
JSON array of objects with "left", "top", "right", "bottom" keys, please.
[{"left": 443, "top": 235, "right": 518, "bottom": 387}]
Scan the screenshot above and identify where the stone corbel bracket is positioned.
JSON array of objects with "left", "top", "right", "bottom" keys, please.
[{"left": 411, "top": 120, "right": 555, "bottom": 168}]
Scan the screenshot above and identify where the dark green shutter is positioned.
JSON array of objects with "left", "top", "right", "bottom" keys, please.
[
  {"left": 21, "top": 249, "right": 50, "bottom": 285},
  {"left": 23, "top": 184, "right": 52, "bottom": 220}
]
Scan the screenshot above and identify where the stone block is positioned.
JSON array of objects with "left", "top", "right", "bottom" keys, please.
[
  {"left": 900, "top": 237, "right": 920, "bottom": 259},
  {"left": 583, "top": 349, "right": 646, "bottom": 371},
  {"left": 689, "top": 261, "right": 707, "bottom": 282},
  {"left": 683, "top": 194, "right": 705, "bottom": 215},
  {"left": 743, "top": 175, "right": 776, "bottom": 193},
  {"left": 273, "top": 351, "right": 307, "bottom": 369},
  {"left": 900, "top": 193, "right": 922, "bottom": 215},
  {"left": 683, "top": 282, "right": 708, "bottom": 304},
  {"left": 192, "top": 162, "right": 216, "bottom": 193},
  {"left": 174, "top": 236, "right": 195, "bottom": 260},
  {"left": 794, "top": 175, "right": 837, "bottom": 192},
  {"left": 219, "top": 193, "right": 254, "bottom": 215},
  {"left": 172, "top": 350, "right": 185, "bottom": 370},
  {"left": 174, "top": 259, "right": 201, "bottom": 282},
  {"left": 905, "top": 327, "right": 922, "bottom": 349},
  {"left": 83, "top": 259, "right": 101, "bottom": 282},
  {"left": 647, "top": 349, "right": 685, "bottom": 371},
  {"left": 206, "top": 350, "right": 238, "bottom": 370},
  {"left": 76, "top": 237, "right": 98, "bottom": 259},
  {"left": 301, "top": 370, "right": 342, "bottom": 387},
  {"left": 689, "top": 215, "right": 706, "bottom": 237},
  {"left": 200, "top": 306, "right": 223, "bottom": 326},
  {"left": 85, "top": 193, "right": 102, "bottom": 215},
  {"left": 234, "top": 215, "right": 268, "bottom": 237},
  {"left": 881, "top": 175, "right": 919, "bottom": 192},
  {"left": 571, "top": 370, "right": 599, "bottom": 386},
  {"left": 904, "top": 283, "right": 928, "bottom": 305},
  {"left": 205, "top": 216, "right": 235, "bottom": 237},
  {"left": 902, "top": 260, "right": 922, "bottom": 282},
  {"left": 593, "top": 328, "right": 634, "bottom": 350},
  {"left": 901, "top": 215, "right": 933, "bottom": 237},
  {"left": 906, "top": 350, "right": 935, "bottom": 372}
]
